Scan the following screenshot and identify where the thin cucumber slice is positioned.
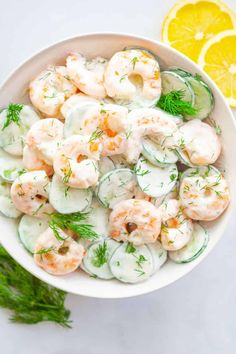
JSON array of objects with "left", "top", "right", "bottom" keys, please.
[
  {"left": 98, "top": 157, "right": 115, "bottom": 176},
  {"left": 85, "top": 199, "right": 109, "bottom": 238},
  {"left": 136, "top": 157, "right": 178, "bottom": 197},
  {"left": 49, "top": 174, "right": 92, "bottom": 214},
  {"left": 185, "top": 76, "right": 214, "bottom": 120},
  {"left": 175, "top": 149, "right": 196, "bottom": 167},
  {"left": 0, "top": 148, "right": 25, "bottom": 182},
  {"left": 147, "top": 241, "right": 167, "bottom": 274},
  {"left": 0, "top": 105, "right": 40, "bottom": 156},
  {"left": 96, "top": 168, "right": 137, "bottom": 208},
  {"left": 0, "top": 178, "right": 22, "bottom": 218},
  {"left": 180, "top": 165, "right": 221, "bottom": 184},
  {"left": 142, "top": 137, "right": 178, "bottom": 167},
  {"left": 82, "top": 239, "right": 120, "bottom": 279},
  {"left": 169, "top": 223, "right": 209, "bottom": 263},
  {"left": 161, "top": 71, "right": 195, "bottom": 104},
  {"left": 169, "top": 67, "right": 192, "bottom": 78},
  {"left": 18, "top": 215, "right": 48, "bottom": 253},
  {"left": 109, "top": 242, "right": 153, "bottom": 283}
]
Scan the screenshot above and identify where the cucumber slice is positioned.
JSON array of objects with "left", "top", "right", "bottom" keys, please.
[
  {"left": 0, "top": 105, "right": 40, "bottom": 156},
  {"left": 147, "top": 241, "right": 167, "bottom": 273},
  {"left": 0, "top": 178, "right": 22, "bottom": 218},
  {"left": 82, "top": 239, "right": 120, "bottom": 279},
  {"left": 180, "top": 165, "right": 221, "bottom": 184},
  {"left": 0, "top": 149, "right": 25, "bottom": 182},
  {"left": 185, "top": 76, "right": 214, "bottom": 120},
  {"left": 169, "top": 67, "right": 192, "bottom": 78},
  {"left": 136, "top": 157, "right": 178, "bottom": 197},
  {"left": 161, "top": 71, "right": 195, "bottom": 104},
  {"left": 142, "top": 137, "right": 178, "bottom": 167},
  {"left": 18, "top": 215, "right": 48, "bottom": 253},
  {"left": 169, "top": 223, "right": 209, "bottom": 263},
  {"left": 98, "top": 157, "right": 115, "bottom": 176},
  {"left": 85, "top": 199, "right": 109, "bottom": 237},
  {"left": 109, "top": 242, "right": 153, "bottom": 283},
  {"left": 96, "top": 168, "right": 137, "bottom": 208},
  {"left": 49, "top": 174, "right": 92, "bottom": 214}
]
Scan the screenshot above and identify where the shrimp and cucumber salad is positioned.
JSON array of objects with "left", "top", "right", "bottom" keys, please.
[{"left": 0, "top": 48, "right": 230, "bottom": 284}]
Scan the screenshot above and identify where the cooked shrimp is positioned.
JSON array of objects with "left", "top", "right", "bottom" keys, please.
[
  {"left": 66, "top": 54, "right": 107, "bottom": 98},
  {"left": 29, "top": 66, "right": 77, "bottom": 117},
  {"left": 25, "top": 118, "right": 64, "bottom": 164},
  {"left": 124, "top": 108, "right": 178, "bottom": 163},
  {"left": 161, "top": 203, "right": 193, "bottom": 251},
  {"left": 11, "top": 170, "right": 54, "bottom": 217},
  {"left": 34, "top": 227, "right": 85, "bottom": 275},
  {"left": 53, "top": 135, "right": 102, "bottom": 188},
  {"left": 23, "top": 146, "right": 54, "bottom": 176},
  {"left": 109, "top": 199, "right": 161, "bottom": 245},
  {"left": 104, "top": 49, "right": 161, "bottom": 108},
  {"left": 179, "top": 166, "right": 230, "bottom": 221},
  {"left": 178, "top": 119, "right": 221, "bottom": 165},
  {"left": 60, "top": 93, "right": 98, "bottom": 119}
]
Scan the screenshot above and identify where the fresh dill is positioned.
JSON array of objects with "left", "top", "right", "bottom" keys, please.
[
  {"left": 169, "top": 174, "right": 177, "bottom": 182},
  {"left": 2, "top": 103, "right": 23, "bottom": 130},
  {"left": 89, "top": 129, "right": 104, "bottom": 142},
  {"left": 125, "top": 242, "right": 136, "bottom": 254},
  {"left": 92, "top": 242, "right": 108, "bottom": 267},
  {"left": 156, "top": 90, "right": 198, "bottom": 117},
  {"left": 130, "top": 56, "right": 139, "bottom": 69},
  {"left": 62, "top": 167, "right": 72, "bottom": 184},
  {"left": 34, "top": 246, "right": 54, "bottom": 255},
  {"left": 0, "top": 245, "right": 71, "bottom": 327},
  {"left": 135, "top": 254, "right": 147, "bottom": 268},
  {"left": 133, "top": 165, "right": 150, "bottom": 176}
]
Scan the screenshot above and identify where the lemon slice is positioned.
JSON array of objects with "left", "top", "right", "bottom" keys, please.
[
  {"left": 198, "top": 29, "right": 236, "bottom": 107},
  {"left": 162, "top": 0, "right": 236, "bottom": 62}
]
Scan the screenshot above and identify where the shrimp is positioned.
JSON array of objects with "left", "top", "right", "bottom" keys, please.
[
  {"left": 53, "top": 135, "right": 102, "bottom": 188},
  {"left": 160, "top": 201, "right": 193, "bottom": 251},
  {"left": 178, "top": 119, "right": 221, "bottom": 165},
  {"left": 124, "top": 108, "right": 178, "bottom": 163},
  {"left": 23, "top": 146, "right": 54, "bottom": 176},
  {"left": 104, "top": 49, "right": 161, "bottom": 108},
  {"left": 10, "top": 170, "right": 54, "bottom": 217},
  {"left": 109, "top": 199, "right": 162, "bottom": 246},
  {"left": 179, "top": 166, "right": 230, "bottom": 221},
  {"left": 66, "top": 54, "right": 107, "bottom": 98},
  {"left": 60, "top": 93, "right": 98, "bottom": 119},
  {"left": 29, "top": 66, "right": 77, "bottom": 117},
  {"left": 34, "top": 227, "right": 85, "bottom": 275},
  {"left": 25, "top": 118, "right": 64, "bottom": 164}
]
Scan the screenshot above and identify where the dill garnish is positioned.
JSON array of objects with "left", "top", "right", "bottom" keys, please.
[
  {"left": 92, "top": 242, "right": 108, "bottom": 267},
  {"left": 156, "top": 90, "right": 197, "bottom": 116},
  {"left": 125, "top": 242, "right": 136, "bottom": 254},
  {"left": 89, "top": 129, "right": 104, "bottom": 142},
  {"left": 2, "top": 103, "right": 23, "bottom": 130},
  {"left": 0, "top": 245, "right": 71, "bottom": 327}
]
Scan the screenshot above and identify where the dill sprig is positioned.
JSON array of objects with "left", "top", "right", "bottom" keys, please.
[
  {"left": 92, "top": 242, "right": 108, "bottom": 267},
  {"left": 0, "top": 245, "right": 71, "bottom": 327},
  {"left": 49, "top": 211, "right": 98, "bottom": 241},
  {"left": 2, "top": 103, "right": 23, "bottom": 130},
  {"left": 89, "top": 129, "right": 104, "bottom": 142},
  {"left": 156, "top": 90, "right": 198, "bottom": 117}
]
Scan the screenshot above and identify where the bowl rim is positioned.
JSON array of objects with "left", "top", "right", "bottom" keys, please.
[{"left": 0, "top": 32, "right": 235, "bottom": 299}]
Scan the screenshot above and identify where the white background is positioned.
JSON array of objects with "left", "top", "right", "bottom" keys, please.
[{"left": 0, "top": 0, "right": 236, "bottom": 353}]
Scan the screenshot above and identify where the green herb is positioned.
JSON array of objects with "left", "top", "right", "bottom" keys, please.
[
  {"left": 44, "top": 93, "right": 57, "bottom": 99},
  {"left": 133, "top": 165, "right": 150, "bottom": 176},
  {"left": 120, "top": 75, "right": 127, "bottom": 83},
  {"left": 89, "top": 129, "right": 104, "bottom": 142},
  {"left": 3, "top": 168, "right": 16, "bottom": 179},
  {"left": 0, "top": 245, "right": 71, "bottom": 327},
  {"left": 34, "top": 246, "right": 54, "bottom": 255},
  {"left": 135, "top": 254, "right": 147, "bottom": 268},
  {"left": 156, "top": 90, "right": 198, "bottom": 116},
  {"left": 49, "top": 212, "right": 98, "bottom": 241},
  {"left": 17, "top": 169, "right": 27, "bottom": 176},
  {"left": 134, "top": 269, "right": 145, "bottom": 277},
  {"left": 194, "top": 73, "right": 203, "bottom": 82},
  {"left": 130, "top": 56, "right": 139, "bottom": 69},
  {"left": 178, "top": 137, "right": 186, "bottom": 150},
  {"left": 64, "top": 186, "right": 70, "bottom": 197},
  {"left": 62, "top": 166, "right": 72, "bottom": 184},
  {"left": 92, "top": 242, "right": 108, "bottom": 267},
  {"left": 126, "top": 242, "right": 136, "bottom": 254},
  {"left": 207, "top": 118, "right": 222, "bottom": 135},
  {"left": 2, "top": 103, "right": 23, "bottom": 130},
  {"left": 170, "top": 174, "right": 177, "bottom": 182}
]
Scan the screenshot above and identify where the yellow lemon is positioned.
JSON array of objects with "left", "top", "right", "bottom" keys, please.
[
  {"left": 198, "top": 29, "right": 236, "bottom": 107},
  {"left": 162, "top": 0, "right": 236, "bottom": 62}
]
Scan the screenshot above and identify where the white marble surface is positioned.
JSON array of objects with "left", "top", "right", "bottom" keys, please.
[{"left": 0, "top": 0, "right": 236, "bottom": 353}]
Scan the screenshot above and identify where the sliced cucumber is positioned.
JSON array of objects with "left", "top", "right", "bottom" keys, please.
[
  {"left": 82, "top": 239, "right": 120, "bottom": 279},
  {"left": 0, "top": 148, "right": 25, "bottom": 182},
  {"left": 109, "top": 242, "right": 153, "bottom": 283},
  {"left": 18, "top": 215, "right": 48, "bottom": 253},
  {"left": 98, "top": 157, "right": 115, "bottom": 176},
  {"left": 142, "top": 137, "right": 178, "bottom": 167},
  {"left": 147, "top": 241, "right": 167, "bottom": 273},
  {"left": 0, "top": 105, "right": 40, "bottom": 156},
  {"left": 85, "top": 199, "right": 109, "bottom": 238},
  {"left": 49, "top": 174, "right": 92, "bottom": 214},
  {"left": 180, "top": 165, "right": 221, "bottom": 184},
  {"left": 136, "top": 157, "right": 178, "bottom": 198},
  {"left": 161, "top": 71, "right": 195, "bottom": 104},
  {"left": 169, "top": 67, "right": 192, "bottom": 78},
  {"left": 96, "top": 168, "right": 137, "bottom": 208},
  {"left": 0, "top": 178, "right": 22, "bottom": 218},
  {"left": 169, "top": 223, "right": 209, "bottom": 263}
]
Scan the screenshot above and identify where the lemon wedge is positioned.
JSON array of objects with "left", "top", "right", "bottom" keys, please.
[{"left": 162, "top": 0, "right": 236, "bottom": 62}]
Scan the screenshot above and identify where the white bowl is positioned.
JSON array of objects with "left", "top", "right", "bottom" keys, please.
[{"left": 0, "top": 33, "right": 235, "bottom": 298}]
